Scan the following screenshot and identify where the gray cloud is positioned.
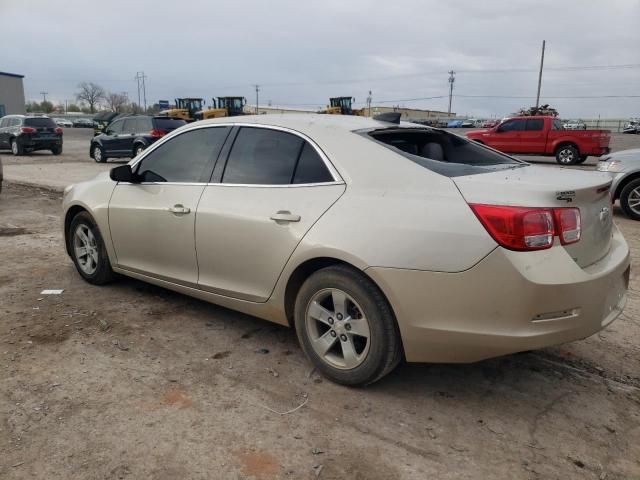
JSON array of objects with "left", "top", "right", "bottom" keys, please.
[{"left": 1, "top": 0, "right": 639, "bottom": 117}]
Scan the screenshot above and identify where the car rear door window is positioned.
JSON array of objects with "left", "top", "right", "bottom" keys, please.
[
  {"left": 135, "top": 117, "right": 151, "bottom": 133},
  {"left": 107, "top": 120, "right": 124, "bottom": 135},
  {"left": 222, "top": 127, "right": 304, "bottom": 185},
  {"left": 122, "top": 118, "right": 137, "bottom": 134},
  {"left": 525, "top": 119, "right": 544, "bottom": 131},
  {"left": 136, "top": 126, "right": 230, "bottom": 183},
  {"left": 292, "top": 143, "right": 333, "bottom": 184},
  {"left": 153, "top": 118, "right": 186, "bottom": 131}
]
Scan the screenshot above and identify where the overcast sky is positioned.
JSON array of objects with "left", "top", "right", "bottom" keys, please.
[{"left": 1, "top": 0, "right": 639, "bottom": 118}]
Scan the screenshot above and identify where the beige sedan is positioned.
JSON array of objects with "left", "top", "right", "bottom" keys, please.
[{"left": 62, "top": 114, "right": 630, "bottom": 385}]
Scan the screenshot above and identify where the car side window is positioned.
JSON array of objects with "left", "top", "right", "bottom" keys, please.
[
  {"left": 222, "top": 127, "right": 304, "bottom": 185},
  {"left": 135, "top": 126, "right": 230, "bottom": 183},
  {"left": 292, "top": 142, "right": 333, "bottom": 184},
  {"left": 499, "top": 119, "right": 525, "bottom": 132},
  {"left": 525, "top": 119, "right": 544, "bottom": 131},
  {"left": 552, "top": 119, "right": 563, "bottom": 130},
  {"left": 136, "top": 117, "right": 150, "bottom": 133},
  {"left": 107, "top": 120, "right": 123, "bottom": 135},
  {"left": 122, "top": 118, "right": 137, "bottom": 134}
]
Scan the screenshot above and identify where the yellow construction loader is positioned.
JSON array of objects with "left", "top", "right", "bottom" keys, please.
[
  {"left": 195, "top": 97, "right": 247, "bottom": 120},
  {"left": 158, "top": 98, "right": 205, "bottom": 122},
  {"left": 319, "top": 97, "right": 366, "bottom": 116}
]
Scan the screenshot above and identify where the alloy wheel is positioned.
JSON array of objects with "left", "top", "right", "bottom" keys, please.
[
  {"left": 73, "top": 224, "right": 99, "bottom": 275},
  {"left": 558, "top": 148, "right": 575, "bottom": 164},
  {"left": 94, "top": 147, "right": 102, "bottom": 162},
  {"left": 135, "top": 146, "right": 144, "bottom": 156},
  {"left": 627, "top": 187, "right": 640, "bottom": 215},
  {"left": 11, "top": 140, "right": 18, "bottom": 155},
  {"left": 305, "top": 288, "right": 371, "bottom": 370}
]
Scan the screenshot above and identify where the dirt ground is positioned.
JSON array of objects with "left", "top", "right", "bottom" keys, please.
[{"left": 1, "top": 130, "right": 640, "bottom": 479}]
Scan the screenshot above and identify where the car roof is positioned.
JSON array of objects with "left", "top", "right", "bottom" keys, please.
[{"left": 194, "top": 113, "right": 429, "bottom": 136}]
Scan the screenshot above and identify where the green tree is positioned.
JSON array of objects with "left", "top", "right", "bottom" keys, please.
[{"left": 40, "top": 100, "right": 54, "bottom": 113}]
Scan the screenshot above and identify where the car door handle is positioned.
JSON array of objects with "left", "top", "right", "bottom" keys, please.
[
  {"left": 168, "top": 204, "right": 191, "bottom": 215},
  {"left": 270, "top": 211, "right": 301, "bottom": 223}
]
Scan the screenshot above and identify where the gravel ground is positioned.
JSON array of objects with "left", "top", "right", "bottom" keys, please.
[{"left": 0, "top": 128, "right": 640, "bottom": 479}]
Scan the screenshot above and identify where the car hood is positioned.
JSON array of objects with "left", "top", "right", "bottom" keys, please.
[{"left": 607, "top": 148, "right": 640, "bottom": 161}]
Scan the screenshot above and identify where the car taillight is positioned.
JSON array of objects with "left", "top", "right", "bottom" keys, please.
[
  {"left": 21, "top": 127, "right": 36, "bottom": 133},
  {"left": 470, "top": 204, "right": 583, "bottom": 251},
  {"left": 55, "top": 127, "right": 63, "bottom": 134},
  {"left": 470, "top": 204, "right": 555, "bottom": 251},
  {"left": 150, "top": 129, "right": 166, "bottom": 138},
  {"left": 554, "top": 208, "right": 581, "bottom": 245}
]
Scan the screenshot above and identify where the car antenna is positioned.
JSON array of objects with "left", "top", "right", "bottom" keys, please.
[{"left": 373, "top": 112, "right": 401, "bottom": 124}]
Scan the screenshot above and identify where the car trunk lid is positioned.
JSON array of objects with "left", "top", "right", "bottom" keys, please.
[{"left": 453, "top": 165, "right": 613, "bottom": 267}]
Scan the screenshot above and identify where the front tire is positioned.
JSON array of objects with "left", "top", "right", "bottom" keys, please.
[
  {"left": 294, "top": 265, "right": 402, "bottom": 386},
  {"left": 11, "top": 138, "right": 24, "bottom": 156},
  {"left": 555, "top": 144, "right": 579, "bottom": 165},
  {"left": 620, "top": 178, "right": 640, "bottom": 221},
  {"left": 68, "top": 212, "right": 115, "bottom": 285},
  {"left": 92, "top": 144, "right": 107, "bottom": 163}
]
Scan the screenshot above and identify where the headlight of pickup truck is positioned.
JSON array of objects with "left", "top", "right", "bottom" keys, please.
[{"left": 597, "top": 159, "right": 625, "bottom": 172}]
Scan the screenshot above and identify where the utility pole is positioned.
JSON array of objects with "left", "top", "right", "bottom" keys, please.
[
  {"left": 40, "top": 91, "right": 48, "bottom": 103},
  {"left": 535, "top": 40, "right": 546, "bottom": 108},
  {"left": 447, "top": 71, "right": 455, "bottom": 115},
  {"left": 366, "top": 90, "right": 372, "bottom": 117},
  {"left": 135, "top": 72, "right": 147, "bottom": 111},
  {"left": 255, "top": 84, "right": 260, "bottom": 114}
]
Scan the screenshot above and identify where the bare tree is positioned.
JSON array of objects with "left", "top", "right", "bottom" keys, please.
[
  {"left": 106, "top": 92, "right": 129, "bottom": 113},
  {"left": 75, "top": 82, "right": 105, "bottom": 113}
]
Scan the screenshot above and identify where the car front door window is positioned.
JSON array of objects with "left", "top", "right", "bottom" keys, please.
[{"left": 136, "top": 127, "right": 230, "bottom": 183}]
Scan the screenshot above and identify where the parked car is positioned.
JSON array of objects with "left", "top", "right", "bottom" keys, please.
[
  {"left": 481, "top": 119, "right": 499, "bottom": 128},
  {"left": 597, "top": 148, "right": 640, "bottom": 219},
  {"left": 447, "top": 119, "right": 464, "bottom": 128},
  {"left": 460, "top": 119, "right": 478, "bottom": 128},
  {"left": 623, "top": 119, "right": 640, "bottom": 134},
  {"left": 90, "top": 115, "right": 187, "bottom": 162},
  {"left": 53, "top": 117, "right": 73, "bottom": 128},
  {"left": 62, "top": 114, "right": 629, "bottom": 385},
  {"left": 0, "top": 115, "right": 63, "bottom": 155},
  {"left": 73, "top": 118, "right": 95, "bottom": 128},
  {"left": 563, "top": 119, "right": 587, "bottom": 130},
  {"left": 466, "top": 116, "right": 611, "bottom": 165}
]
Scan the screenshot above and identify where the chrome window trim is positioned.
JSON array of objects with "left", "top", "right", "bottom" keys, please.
[{"left": 128, "top": 121, "right": 344, "bottom": 186}]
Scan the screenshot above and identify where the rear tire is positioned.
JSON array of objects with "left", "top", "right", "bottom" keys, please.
[
  {"left": 555, "top": 144, "right": 579, "bottom": 165},
  {"left": 51, "top": 145, "right": 62, "bottom": 155},
  {"left": 620, "top": 178, "right": 640, "bottom": 221},
  {"left": 577, "top": 155, "right": 588, "bottom": 164},
  {"left": 133, "top": 144, "right": 145, "bottom": 157},
  {"left": 294, "top": 265, "right": 402, "bottom": 386},
  {"left": 92, "top": 144, "right": 107, "bottom": 163},
  {"left": 11, "top": 138, "right": 24, "bottom": 156},
  {"left": 68, "top": 211, "right": 115, "bottom": 285}
]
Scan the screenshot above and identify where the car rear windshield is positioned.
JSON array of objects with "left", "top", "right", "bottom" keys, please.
[
  {"left": 24, "top": 118, "right": 57, "bottom": 128},
  {"left": 153, "top": 118, "right": 187, "bottom": 130},
  {"left": 364, "top": 127, "right": 523, "bottom": 177}
]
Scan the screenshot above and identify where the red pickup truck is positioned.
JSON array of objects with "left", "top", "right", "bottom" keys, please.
[{"left": 465, "top": 116, "right": 610, "bottom": 165}]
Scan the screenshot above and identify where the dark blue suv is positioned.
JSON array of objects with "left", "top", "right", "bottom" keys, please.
[{"left": 90, "top": 115, "right": 186, "bottom": 162}]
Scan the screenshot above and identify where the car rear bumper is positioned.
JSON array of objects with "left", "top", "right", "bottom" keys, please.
[
  {"left": 20, "top": 137, "right": 63, "bottom": 149},
  {"left": 366, "top": 225, "right": 630, "bottom": 363}
]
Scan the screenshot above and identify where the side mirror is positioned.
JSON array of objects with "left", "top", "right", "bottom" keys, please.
[{"left": 110, "top": 164, "right": 136, "bottom": 183}]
